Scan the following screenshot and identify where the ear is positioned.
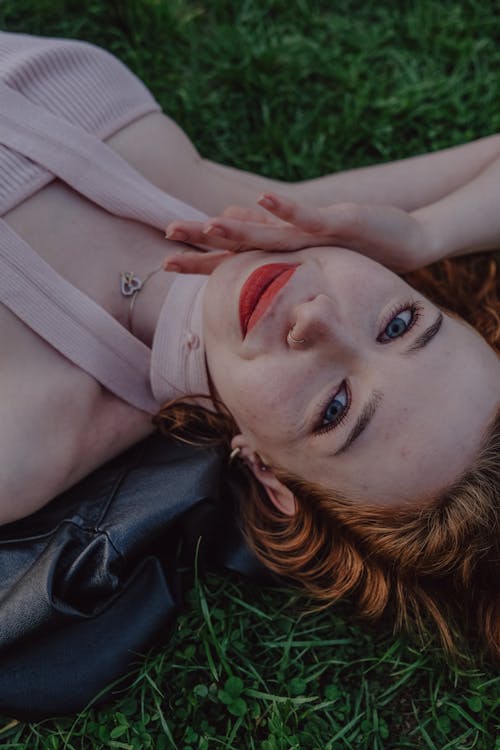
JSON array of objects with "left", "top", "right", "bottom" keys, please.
[{"left": 230, "top": 435, "right": 296, "bottom": 517}]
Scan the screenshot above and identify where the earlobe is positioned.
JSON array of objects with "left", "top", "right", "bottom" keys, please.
[
  {"left": 258, "top": 471, "right": 297, "bottom": 517},
  {"left": 230, "top": 435, "right": 296, "bottom": 516}
]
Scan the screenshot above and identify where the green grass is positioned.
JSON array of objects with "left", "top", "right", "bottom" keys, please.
[
  {"left": 0, "top": 0, "right": 499, "bottom": 747},
  {"left": 2, "top": 576, "right": 500, "bottom": 749}
]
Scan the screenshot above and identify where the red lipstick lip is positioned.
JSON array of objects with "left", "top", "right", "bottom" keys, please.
[{"left": 239, "top": 262, "right": 299, "bottom": 338}]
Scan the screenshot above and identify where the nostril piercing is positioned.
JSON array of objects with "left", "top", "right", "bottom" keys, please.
[{"left": 287, "top": 327, "right": 306, "bottom": 345}]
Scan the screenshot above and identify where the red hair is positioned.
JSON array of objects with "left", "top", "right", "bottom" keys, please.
[{"left": 155, "top": 251, "right": 500, "bottom": 661}]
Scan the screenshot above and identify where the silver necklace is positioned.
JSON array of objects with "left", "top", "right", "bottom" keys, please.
[{"left": 120, "top": 266, "right": 163, "bottom": 333}]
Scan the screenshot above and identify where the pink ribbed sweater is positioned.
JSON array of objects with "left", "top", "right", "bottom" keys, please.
[{"left": 0, "top": 31, "right": 211, "bottom": 414}]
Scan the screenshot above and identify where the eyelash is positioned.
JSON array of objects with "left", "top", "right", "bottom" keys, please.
[
  {"left": 377, "top": 300, "right": 423, "bottom": 344},
  {"left": 313, "top": 300, "right": 423, "bottom": 436},
  {"left": 314, "top": 380, "right": 351, "bottom": 436}
]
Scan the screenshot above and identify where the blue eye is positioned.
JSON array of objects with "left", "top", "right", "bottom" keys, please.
[
  {"left": 378, "top": 307, "right": 415, "bottom": 343},
  {"left": 320, "top": 382, "right": 349, "bottom": 430}
]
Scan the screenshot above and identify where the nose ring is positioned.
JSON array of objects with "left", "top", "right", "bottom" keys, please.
[{"left": 287, "top": 327, "right": 306, "bottom": 345}]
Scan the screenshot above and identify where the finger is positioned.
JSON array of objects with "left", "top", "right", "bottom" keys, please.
[
  {"left": 164, "top": 251, "right": 233, "bottom": 275},
  {"left": 257, "top": 192, "right": 335, "bottom": 234},
  {"left": 202, "top": 218, "right": 325, "bottom": 252},
  {"left": 166, "top": 221, "right": 239, "bottom": 251},
  {"left": 222, "top": 205, "right": 285, "bottom": 225},
  {"left": 222, "top": 205, "right": 273, "bottom": 222},
  {"left": 165, "top": 220, "right": 205, "bottom": 241}
]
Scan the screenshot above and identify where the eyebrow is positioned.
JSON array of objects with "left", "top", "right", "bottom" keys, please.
[
  {"left": 404, "top": 312, "right": 443, "bottom": 354},
  {"left": 333, "top": 390, "right": 383, "bottom": 456},
  {"left": 330, "top": 311, "right": 444, "bottom": 457}
]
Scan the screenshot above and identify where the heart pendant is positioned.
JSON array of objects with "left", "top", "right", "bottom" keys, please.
[{"left": 120, "top": 271, "right": 142, "bottom": 296}]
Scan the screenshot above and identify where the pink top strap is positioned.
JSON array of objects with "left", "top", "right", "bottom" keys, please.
[
  {"left": 0, "top": 31, "right": 162, "bottom": 215},
  {"left": 0, "top": 80, "right": 207, "bottom": 227},
  {"left": 0, "top": 79, "right": 211, "bottom": 412},
  {"left": 0, "top": 219, "right": 159, "bottom": 413}
]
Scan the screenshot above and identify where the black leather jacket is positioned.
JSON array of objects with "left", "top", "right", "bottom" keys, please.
[{"left": 0, "top": 433, "right": 272, "bottom": 718}]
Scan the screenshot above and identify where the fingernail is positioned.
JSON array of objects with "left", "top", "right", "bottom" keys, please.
[
  {"left": 165, "top": 229, "right": 187, "bottom": 241},
  {"left": 203, "top": 224, "right": 227, "bottom": 238},
  {"left": 258, "top": 194, "right": 276, "bottom": 210},
  {"left": 164, "top": 262, "right": 181, "bottom": 272}
]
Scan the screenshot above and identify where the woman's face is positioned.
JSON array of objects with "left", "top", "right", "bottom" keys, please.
[{"left": 203, "top": 247, "right": 500, "bottom": 506}]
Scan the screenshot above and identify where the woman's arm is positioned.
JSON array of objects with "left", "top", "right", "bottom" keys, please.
[
  {"left": 235, "top": 153, "right": 500, "bottom": 267},
  {"left": 204, "top": 134, "right": 500, "bottom": 211},
  {"left": 290, "top": 133, "right": 500, "bottom": 210},
  {"left": 413, "top": 153, "right": 500, "bottom": 262},
  {"left": 165, "top": 138, "right": 500, "bottom": 274}
]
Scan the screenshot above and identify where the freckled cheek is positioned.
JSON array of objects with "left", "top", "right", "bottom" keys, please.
[
  {"left": 229, "top": 365, "right": 307, "bottom": 435},
  {"left": 378, "top": 404, "right": 415, "bottom": 458},
  {"left": 377, "top": 428, "right": 411, "bottom": 462}
]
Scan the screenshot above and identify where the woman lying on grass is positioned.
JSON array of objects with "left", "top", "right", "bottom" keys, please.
[
  {"left": 0, "top": 32, "right": 498, "bottom": 666},
  {"left": 163, "top": 175, "right": 500, "bottom": 664}
]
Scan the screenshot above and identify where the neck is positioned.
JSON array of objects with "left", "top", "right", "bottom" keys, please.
[{"left": 128, "top": 266, "right": 178, "bottom": 348}]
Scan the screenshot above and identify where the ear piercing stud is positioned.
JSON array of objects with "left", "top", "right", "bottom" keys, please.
[
  {"left": 229, "top": 446, "right": 241, "bottom": 463},
  {"left": 229, "top": 446, "right": 268, "bottom": 473}
]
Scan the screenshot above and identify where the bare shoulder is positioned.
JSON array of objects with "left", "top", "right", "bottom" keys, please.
[{"left": 107, "top": 111, "right": 202, "bottom": 196}]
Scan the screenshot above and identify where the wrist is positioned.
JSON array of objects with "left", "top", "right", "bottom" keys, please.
[{"left": 410, "top": 208, "right": 446, "bottom": 267}]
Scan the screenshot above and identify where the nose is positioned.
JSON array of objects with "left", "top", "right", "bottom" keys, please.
[{"left": 288, "top": 294, "right": 358, "bottom": 358}]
